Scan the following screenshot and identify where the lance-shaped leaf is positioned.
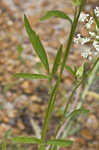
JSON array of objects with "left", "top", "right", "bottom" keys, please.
[
  {"left": 24, "top": 15, "right": 49, "bottom": 73},
  {"left": 47, "top": 139, "right": 73, "bottom": 147},
  {"left": 65, "top": 109, "right": 89, "bottom": 119},
  {"left": 93, "top": 11, "right": 99, "bottom": 29},
  {"left": 74, "top": 0, "right": 81, "bottom": 6},
  {"left": 2, "top": 130, "right": 11, "bottom": 150},
  {"left": 16, "top": 44, "right": 23, "bottom": 56},
  {"left": 14, "top": 73, "right": 50, "bottom": 80},
  {"left": 38, "top": 145, "right": 45, "bottom": 150},
  {"left": 40, "top": 10, "right": 72, "bottom": 24},
  {"left": 52, "top": 44, "right": 62, "bottom": 76},
  {"left": 12, "top": 136, "right": 42, "bottom": 144},
  {"left": 54, "top": 146, "right": 58, "bottom": 150},
  {"left": 81, "top": 0, "right": 86, "bottom": 7},
  {"left": 65, "top": 65, "right": 75, "bottom": 76},
  {"left": 76, "top": 63, "right": 84, "bottom": 79}
]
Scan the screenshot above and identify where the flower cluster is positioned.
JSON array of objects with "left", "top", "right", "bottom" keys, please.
[
  {"left": 94, "top": 7, "right": 99, "bottom": 17},
  {"left": 74, "top": 7, "right": 99, "bottom": 60}
]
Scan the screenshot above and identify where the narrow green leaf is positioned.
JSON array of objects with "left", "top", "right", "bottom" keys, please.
[
  {"left": 93, "top": 11, "right": 99, "bottom": 29},
  {"left": 38, "top": 145, "right": 45, "bottom": 150},
  {"left": 76, "top": 63, "right": 84, "bottom": 78},
  {"left": 65, "top": 109, "right": 89, "bottom": 119},
  {"left": 40, "top": 10, "right": 72, "bottom": 24},
  {"left": 80, "top": 0, "right": 86, "bottom": 7},
  {"left": 16, "top": 44, "right": 23, "bottom": 56},
  {"left": 12, "top": 136, "right": 42, "bottom": 144},
  {"left": 74, "top": 0, "right": 81, "bottom": 6},
  {"left": 24, "top": 15, "right": 49, "bottom": 73},
  {"left": 47, "top": 139, "right": 73, "bottom": 147},
  {"left": 14, "top": 73, "right": 50, "bottom": 80},
  {"left": 54, "top": 146, "right": 58, "bottom": 150},
  {"left": 2, "top": 130, "right": 11, "bottom": 150},
  {"left": 2, "top": 140, "right": 6, "bottom": 150},
  {"left": 65, "top": 65, "right": 75, "bottom": 75},
  {"left": 52, "top": 44, "right": 62, "bottom": 76}
]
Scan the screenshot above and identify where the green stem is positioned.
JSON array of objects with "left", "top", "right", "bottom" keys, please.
[
  {"left": 56, "top": 57, "right": 99, "bottom": 139},
  {"left": 50, "top": 0, "right": 84, "bottom": 141},
  {"left": 40, "top": 2, "right": 85, "bottom": 149},
  {"left": 77, "top": 59, "right": 99, "bottom": 109},
  {"left": 54, "top": 80, "right": 83, "bottom": 140},
  {"left": 41, "top": 20, "right": 74, "bottom": 143}
]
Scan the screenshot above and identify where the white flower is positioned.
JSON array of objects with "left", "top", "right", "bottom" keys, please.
[
  {"left": 79, "top": 12, "right": 89, "bottom": 22},
  {"left": 74, "top": 7, "right": 99, "bottom": 61},
  {"left": 94, "top": 7, "right": 99, "bottom": 17},
  {"left": 81, "top": 48, "right": 92, "bottom": 58},
  {"left": 94, "top": 51, "right": 99, "bottom": 55},
  {"left": 96, "top": 35, "right": 99, "bottom": 40},
  {"left": 93, "top": 40, "right": 99, "bottom": 52},
  {"left": 74, "top": 34, "right": 81, "bottom": 44},
  {"left": 74, "top": 34, "right": 90, "bottom": 45},
  {"left": 88, "top": 56, "right": 92, "bottom": 60},
  {"left": 85, "top": 17, "right": 93, "bottom": 29},
  {"left": 89, "top": 31, "right": 96, "bottom": 37},
  {"left": 80, "top": 37, "right": 90, "bottom": 45}
]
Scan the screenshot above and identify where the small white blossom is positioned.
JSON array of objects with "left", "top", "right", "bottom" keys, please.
[
  {"left": 96, "top": 35, "right": 99, "bottom": 40},
  {"left": 74, "top": 34, "right": 81, "bottom": 44},
  {"left": 80, "top": 37, "right": 90, "bottom": 45},
  {"left": 74, "top": 34, "right": 90, "bottom": 45},
  {"left": 89, "top": 31, "right": 96, "bottom": 37},
  {"left": 74, "top": 6, "right": 99, "bottom": 61},
  {"left": 94, "top": 51, "right": 99, "bottom": 55},
  {"left": 94, "top": 7, "right": 99, "bottom": 17},
  {"left": 88, "top": 56, "right": 92, "bottom": 60},
  {"left": 93, "top": 40, "right": 99, "bottom": 52},
  {"left": 81, "top": 48, "right": 92, "bottom": 58},
  {"left": 79, "top": 12, "right": 89, "bottom": 22},
  {"left": 85, "top": 17, "right": 93, "bottom": 29}
]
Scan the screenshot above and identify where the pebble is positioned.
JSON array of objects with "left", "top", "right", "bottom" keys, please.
[
  {"left": 81, "top": 128, "right": 93, "bottom": 140},
  {"left": 29, "top": 103, "right": 41, "bottom": 113},
  {"left": 17, "top": 119, "right": 25, "bottom": 130},
  {"left": 86, "top": 115, "right": 99, "bottom": 129}
]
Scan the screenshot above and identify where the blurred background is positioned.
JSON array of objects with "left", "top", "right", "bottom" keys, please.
[{"left": 0, "top": 0, "right": 99, "bottom": 150}]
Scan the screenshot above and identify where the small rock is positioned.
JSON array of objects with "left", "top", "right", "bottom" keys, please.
[
  {"left": 17, "top": 120, "right": 25, "bottom": 130},
  {"left": 86, "top": 115, "right": 99, "bottom": 129},
  {"left": 76, "top": 137, "right": 86, "bottom": 145},
  {"left": 7, "top": 110, "right": 18, "bottom": 118},
  {"left": 1, "top": 114, "right": 9, "bottom": 123},
  {"left": 0, "top": 123, "right": 10, "bottom": 137},
  {"left": 81, "top": 128, "right": 93, "bottom": 140},
  {"left": 41, "top": 1, "right": 49, "bottom": 7},
  {"left": 29, "top": 103, "right": 41, "bottom": 113},
  {"left": 12, "top": 128, "right": 21, "bottom": 135}
]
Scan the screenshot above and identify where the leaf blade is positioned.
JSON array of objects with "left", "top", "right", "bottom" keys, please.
[
  {"left": 47, "top": 139, "right": 73, "bottom": 147},
  {"left": 12, "top": 136, "right": 42, "bottom": 144},
  {"left": 38, "top": 145, "right": 45, "bottom": 150},
  {"left": 14, "top": 73, "right": 50, "bottom": 79},
  {"left": 93, "top": 10, "right": 99, "bottom": 29},
  {"left": 2, "top": 130, "right": 11, "bottom": 150},
  {"left": 16, "top": 44, "right": 23, "bottom": 56},
  {"left": 52, "top": 44, "right": 62, "bottom": 76},
  {"left": 65, "top": 109, "right": 89, "bottom": 119},
  {"left": 24, "top": 15, "right": 49, "bottom": 73},
  {"left": 65, "top": 65, "right": 75, "bottom": 75},
  {"left": 40, "top": 10, "right": 72, "bottom": 24}
]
